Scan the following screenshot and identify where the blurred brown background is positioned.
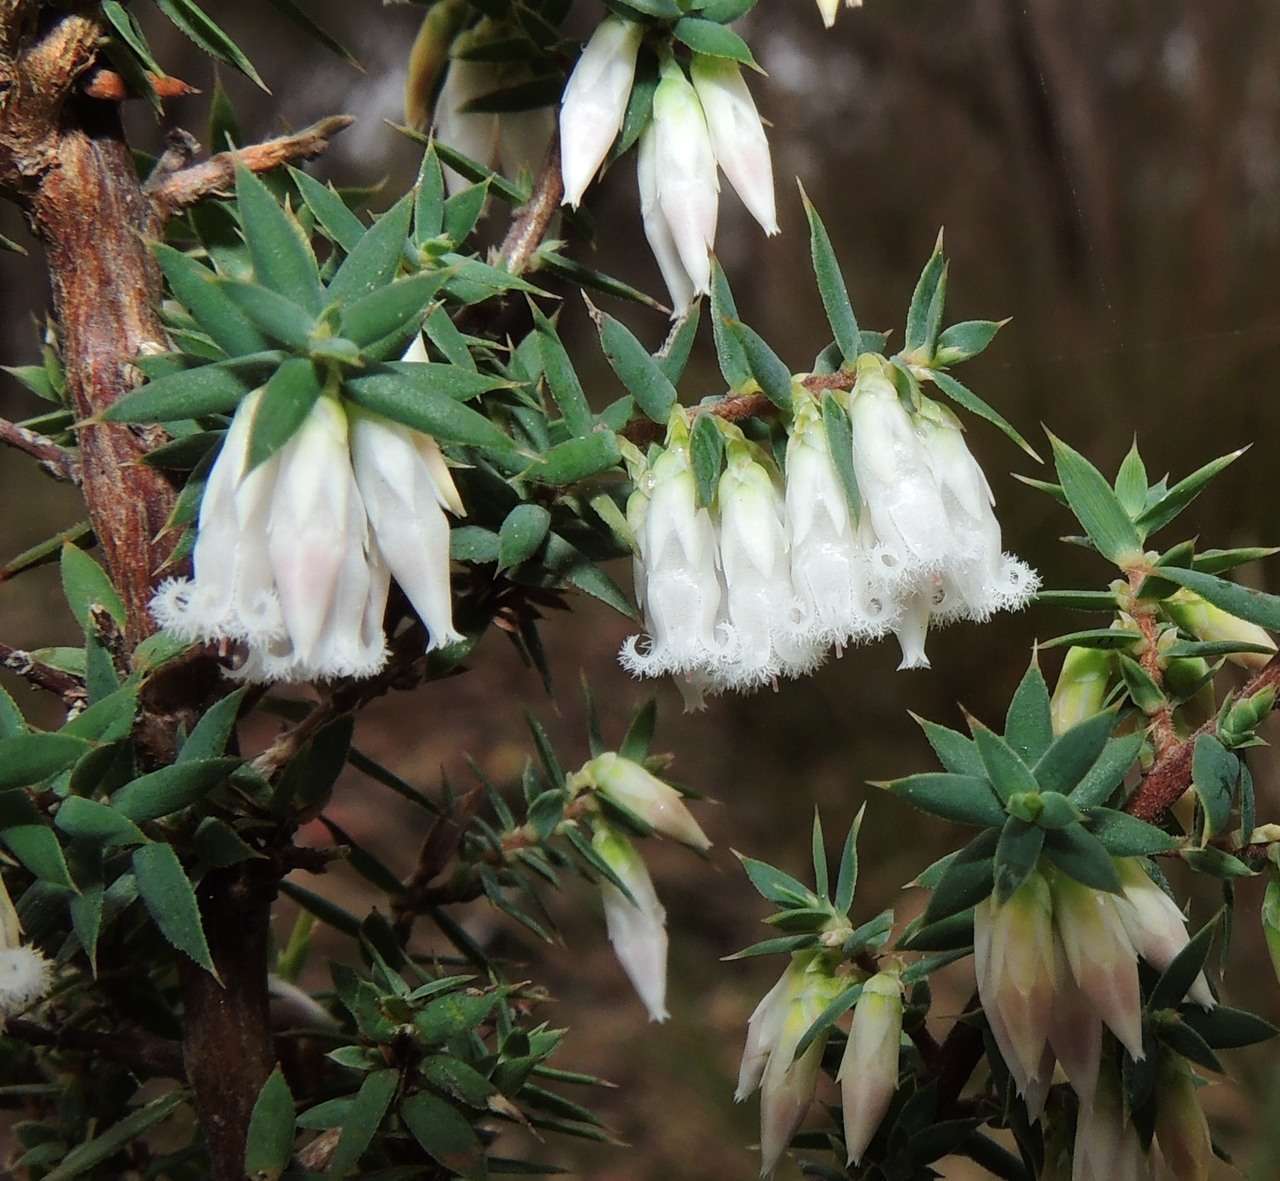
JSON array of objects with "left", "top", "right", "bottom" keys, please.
[{"left": 3, "top": 1, "right": 1280, "bottom": 1177}]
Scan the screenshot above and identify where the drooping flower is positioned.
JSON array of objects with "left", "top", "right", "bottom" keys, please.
[
  {"left": 689, "top": 54, "right": 778, "bottom": 237},
  {"left": 1154, "top": 1053, "right": 1213, "bottom": 1181},
  {"left": 1073, "top": 1065, "right": 1152, "bottom": 1181},
  {"left": 651, "top": 57, "right": 719, "bottom": 298},
  {"left": 576, "top": 751, "right": 711, "bottom": 852},
  {"left": 815, "top": 0, "right": 864, "bottom": 29},
  {"left": 1046, "top": 932, "right": 1102, "bottom": 1110},
  {"left": 559, "top": 17, "right": 644, "bottom": 208},
  {"left": 839, "top": 969, "right": 903, "bottom": 1165},
  {"left": 0, "top": 875, "right": 51, "bottom": 1021},
  {"left": 636, "top": 121, "right": 697, "bottom": 316},
  {"left": 592, "top": 823, "right": 670, "bottom": 1023}
]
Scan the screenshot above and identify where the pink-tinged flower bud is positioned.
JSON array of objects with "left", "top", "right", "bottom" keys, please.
[
  {"left": 559, "top": 17, "right": 644, "bottom": 207},
  {"left": 1073, "top": 1067, "right": 1152, "bottom": 1181},
  {"left": 592, "top": 825, "right": 670, "bottom": 1023},
  {"left": 582, "top": 751, "right": 711, "bottom": 852},
  {"left": 1154, "top": 1054, "right": 1212, "bottom": 1181},
  {"left": 636, "top": 123, "right": 696, "bottom": 316},
  {"left": 1114, "top": 859, "right": 1214, "bottom": 1008},
  {"left": 652, "top": 59, "right": 718, "bottom": 296},
  {"left": 1051, "top": 646, "right": 1114, "bottom": 735},
  {"left": 1164, "top": 588, "right": 1276, "bottom": 671},
  {"left": 974, "top": 874, "right": 1057, "bottom": 1092},
  {"left": 1046, "top": 932, "right": 1102, "bottom": 1109},
  {"left": 1050, "top": 872, "right": 1145, "bottom": 1061},
  {"left": 839, "top": 970, "right": 903, "bottom": 1164},
  {"left": 689, "top": 55, "right": 778, "bottom": 237}
]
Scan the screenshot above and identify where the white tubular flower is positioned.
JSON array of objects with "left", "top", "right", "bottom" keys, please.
[
  {"left": 1154, "top": 1055, "right": 1212, "bottom": 1181},
  {"left": 1046, "top": 932, "right": 1102, "bottom": 1109},
  {"left": 1114, "top": 859, "right": 1214, "bottom": 1009},
  {"left": 839, "top": 970, "right": 903, "bottom": 1165},
  {"left": 559, "top": 16, "right": 644, "bottom": 207},
  {"left": 718, "top": 435, "right": 823, "bottom": 687},
  {"left": 974, "top": 874, "right": 1056, "bottom": 1093},
  {"left": 652, "top": 58, "right": 718, "bottom": 297},
  {"left": 1051, "top": 646, "right": 1114, "bottom": 735},
  {"left": 848, "top": 358, "right": 951, "bottom": 580},
  {"left": 785, "top": 391, "right": 890, "bottom": 648},
  {"left": 433, "top": 53, "right": 502, "bottom": 195},
  {"left": 689, "top": 55, "right": 778, "bottom": 237},
  {"left": 0, "top": 876, "right": 51, "bottom": 1020},
  {"left": 351, "top": 409, "right": 463, "bottom": 653},
  {"left": 1050, "top": 872, "right": 1145, "bottom": 1061},
  {"left": 754, "top": 956, "right": 844, "bottom": 1178},
  {"left": 736, "top": 963, "right": 796, "bottom": 1103},
  {"left": 620, "top": 412, "right": 725, "bottom": 679},
  {"left": 1073, "top": 1068, "right": 1152, "bottom": 1181},
  {"left": 592, "top": 824, "right": 670, "bottom": 1023},
  {"left": 1164, "top": 588, "right": 1277, "bottom": 672},
  {"left": 637, "top": 122, "right": 696, "bottom": 316},
  {"left": 916, "top": 399, "right": 1038, "bottom": 623},
  {"left": 892, "top": 588, "right": 934, "bottom": 671},
  {"left": 580, "top": 751, "right": 711, "bottom": 852}
]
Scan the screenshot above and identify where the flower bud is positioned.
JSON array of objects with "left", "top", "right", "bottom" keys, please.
[
  {"left": 1114, "top": 858, "right": 1214, "bottom": 1008},
  {"left": 592, "top": 824, "right": 669, "bottom": 1022},
  {"left": 689, "top": 55, "right": 778, "bottom": 237},
  {"left": 1165, "top": 589, "right": 1277, "bottom": 671},
  {"left": 559, "top": 17, "right": 644, "bottom": 207},
  {"left": 1050, "top": 872, "right": 1144, "bottom": 1061},
  {"left": 404, "top": 0, "right": 468, "bottom": 130},
  {"left": 1073, "top": 1066, "right": 1151, "bottom": 1181},
  {"left": 839, "top": 970, "right": 903, "bottom": 1165},
  {"left": 1154, "top": 1055, "right": 1212, "bottom": 1181},
  {"left": 1051, "top": 647, "right": 1114, "bottom": 735},
  {"left": 974, "top": 874, "right": 1057, "bottom": 1092},
  {"left": 652, "top": 58, "right": 718, "bottom": 296},
  {"left": 636, "top": 122, "right": 696, "bottom": 316},
  {"left": 582, "top": 751, "right": 711, "bottom": 852},
  {"left": 433, "top": 49, "right": 502, "bottom": 194}
]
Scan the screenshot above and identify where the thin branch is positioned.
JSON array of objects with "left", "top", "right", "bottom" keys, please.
[
  {"left": 0, "top": 416, "right": 79, "bottom": 482},
  {"left": 6, "top": 1018, "right": 185, "bottom": 1079},
  {"left": 498, "top": 134, "right": 563, "bottom": 276},
  {"left": 145, "top": 116, "right": 355, "bottom": 218},
  {"left": 1126, "top": 653, "right": 1280, "bottom": 823},
  {"left": 0, "top": 639, "right": 85, "bottom": 704}
]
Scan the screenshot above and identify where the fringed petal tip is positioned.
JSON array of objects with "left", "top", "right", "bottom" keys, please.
[
  {"left": 228, "top": 639, "right": 390, "bottom": 686},
  {"left": 150, "top": 578, "right": 286, "bottom": 646},
  {"left": 0, "top": 946, "right": 53, "bottom": 1015}
]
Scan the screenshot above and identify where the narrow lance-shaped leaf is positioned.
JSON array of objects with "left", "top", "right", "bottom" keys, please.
[
  {"left": 710, "top": 257, "right": 751, "bottom": 390},
  {"left": 588, "top": 298, "right": 678, "bottom": 424},
  {"left": 132, "top": 842, "right": 217, "bottom": 974},
  {"left": 532, "top": 305, "right": 593, "bottom": 437},
  {"left": 1048, "top": 432, "right": 1144, "bottom": 563},
  {"left": 726, "top": 318, "right": 792, "bottom": 410},
  {"left": 800, "top": 183, "right": 859, "bottom": 363},
  {"left": 929, "top": 369, "right": 1041, "bottom": 462},
  {"left": 235, "top": 164, "right": 321, "bottom": 311}
]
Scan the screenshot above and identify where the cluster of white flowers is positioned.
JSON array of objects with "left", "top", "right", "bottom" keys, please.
[
  {"left": 737, "top": 957, "right": 904, "bottom": 1177},
  {"left": 620, "top": 358, "right": 1038, "bottom": 704},
  {"left": 0, "top": 875, "right": 52, "bottom": 1021},
  {"left": 974, "top": 860, "right": 1213, "bottom": 1124},
  {"left": 152, "top": 338, "right": 463, "bottom": 683},
  {"left": 559, "top": 18, "right": 777, "bottom": 315}
]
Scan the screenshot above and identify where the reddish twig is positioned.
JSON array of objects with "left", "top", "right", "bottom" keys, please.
[
  {"left": 0, "top": 639, "right": 86, "bottom": 705},
  {"left": 0, "top": 416, "right": 79, "bottom": 482},
  {"left": 81, "top": 67, "right": 198, "bottom": 103},
  {"left": 498, "top": 133, "right": 563, "bottom": 276}
]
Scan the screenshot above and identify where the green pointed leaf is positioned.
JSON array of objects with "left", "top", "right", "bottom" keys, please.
[
  {"left": 105, "top": 352, "right": 283, "bottom": 423},
  {"left": 498, "top": 504, "right": 551, "bottom": 570},
  {"left": 913, "top": 714, "right": 984, "bottom": 777},
  {"left": 1041, "top": 821, "right": 1121, "bottom": 892},
  {"left": 244, "top": 1065, "right": 295, "bottom": 1181},
  {"left": 0, "top": 733, "right": 91, "bottom": 788},
  {"left": 154, "top": 0, "right": 266, "bottom": 89},
  {"left": 61, "top": 544, "right": 125, "bottom": 631},
  {"left": 1193, "top": 547, "right": 1280, "bottom": 576},
  {"left": 1033, "top": 709, "right": 1117, "bottom": 794},
  {"left": 654, "top": 302, "right": 702, "bottom": 385},
  {"left": 539, "top": 249, "right": 667, "bottom": 312},
  {"left": 933, "top": 319, "right": 1005, "bottom": 367},
  {"left": 246, "top": 358, "right": 323, "bottom": 471},
  {"left": 735, "top": 854, "right": 818, "bottom": 907},
  {"left": 810, "top": 810, "right": 828, "bottom": 899},
  {"left": 1180, "top": 846, "right": 1254, "bottom": 878},
  {"left": 1181, "top": 1005, "right": 1277, "bottom": 1049},
  {"left": 1150, "top": 913, "right": 1219, "bottom": 1011},
  {"left": 928, "top": 370, "right": 1039, "bottom": 461},
  {"left": 132, "top": 842, "right": 216, "bottom": 973},
  {"left": 619, "top": 699, "right": 657, "bottom": 763},
  {"left": 792, "top": 983, "right": 863, "bottom": 1062},
  {"left": 1068, "top": 732, "right": 1145, "bottom": 808},
  {"left": 443, "top": 180, "right": 491, "bottom": 245},
  {"left": 1085, "top": 806, "right": 1180, "bottom": 856},
  {"left": 1048, "top": 433, "right": 1144, "bottom": 562},
  {"left": 833, "top": 805, "right": 864, "bottom": 914},
  {"left": 800, "top": 186, "right": 858, "bottom": 363},
  {"left": 218, "top": 279, "right": 317, "bottom": 349},
  {"left": 726, "top": 319, "right": 792, "bottom": 410},
  {"left": 590, "top": 302, "right": 678, "bottom": 423},
  {"left": 721, "top": 933, "right": 819, "bottom": 960},
  {"left": 153, "top": 243, "right": 268, "bottom": 356},
  {"left": 994, "top": 817, "right": 1045, "bottom": 904},
  {"left": 264, "top": 0, "right": 358, "bottom": 67},
  {"left": 1191, "top": 735, "right": 1238, "bottom": 842},
  {"left": 325, "top": 1067, "right": 398, "bottom": 1177},
  {"left": 110, "top": 758, "right": 240, "bottom": 822},
  {"left": 900, "top": 908, "right": 974, "bottom": 952},
  {"left": 413, "top": 146, "right": 446, "bottom": 244},
  {"left": 878, "top": 773, "right": 1006, "bottom": 827},
  {"left": 905, "top": 236, "right": 945, "bottom": 354},
  {"left": 178, "top": 688, "right": 248, "bottom": 764},
  {"left": 533, "top": 307, "right": 593, "bottom": 437},
  {"left": 1117, "top": 653, "right": 1165, "bottom": 714},
  {"left": 1035, "top": 589, "right": 1122, "bottom": 612},
  {"left": 709, "top": 258, "right": 750, "bottom": 390},
  {"left": 523, "top": 432, "right": 622, "bottom": 484},
  {"left": 1040, "top": 627, "right": 1142, "bottom": 651},
  {"left": 40, "top": 1091, "right": 185, "bottom": 1181},
  {"left": 339, "top": 271, "right": 447, "bottom": 348},
  {"left": 1004, "top": 658, "right": 1054, "bottom": 763},
  {"left": 235, "top": 165, "right": 320, "bottom": 310},
  {"left": 343, "top": 368, "right": 515, "bottom": 451},
  {"left": 821, "top": 392, "right": 861, "bottom": 518},
  {"left": 288, "top": 167, "right": 366, "bottom": 253},
  {"left": 327, "top": 191, "right": 414, "bottom": 305},
  {"left": 672, "top": 18, "right": 759, "bottom": 68},
  {"left": 1114, "top": 440, "right": 1148, "bottom": 518},
  {"left": 921, "top": 829, "right": 999, "bottom": 924},
  {"left": 55, "top": 798, "right": 148, "bottom": 848},
  {"left": 691, "top": 413, "right": 725, "bottom": 509},
  {"left": 1153, "top": 565, "right": 1280, "bottom": 632},
  {"left": 972, "top": 724, "right": 1037, "bottom": 804},
  {"left": 1134, "top": 448, "right": 1248, "bottom": 537}
]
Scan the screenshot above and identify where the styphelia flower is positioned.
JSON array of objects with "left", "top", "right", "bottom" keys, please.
[
  {"left": 620, "top": 412, "right": 725, "bottom": 680},
  {"left": 737, "top": 953, "right": 844, "bottom": 1177},
  {"left": 1050, "top": 871, "right": 1145, "bottom": 1061},
  {"left": 839, "top": 970, "right": 903, "bottom": 1165},
  {"left": 1046, "top": 932, "right": 1102, "bottom": 1110},
  {"left": 1073, "top": 1066, "right": 1152, "bottom": 1181},
  {"left": 559, "top": 16, "right": 644, "bottom": 208},
  {"left": 974, "top": 873, "right": 1057, "bottom": 1094},
  {"left": 0, "top": 874, "right": 51, "bottom": 1020},
  {"left": 592, "top": 823, "right": 670, "bottom": 1023},
  {"left": 433, "top": 53, "right": 502, "bottom": 195},
  {"left": 651, "top": 58, "right": 719, "bottom": 297},
  {"left": 717, "top": 433, "right": 824, "bottom": 687},
  {"left": 637, "top": 121, "right": 697, "bottom": 316},
  {"left": 577, "top": 751, "right": 711, "bottom": 852},
  {"left": 1051, "top": 646, "right": 1114, "bottom": 735},
  {"left": 1154, "top": 1054, "right": 1213, "bottom": 1181},
  {"left": 1113, "top": 858, "right": 1214, "bottom": 1009},
  {"left": 689, "top": 55, "right": 778, "bottom": 237},
  {"left": 816, "top": 0, "right": 864, "bottom": 29},
  {"left": 1164, "top": 588, "right": 1277, "bottom": 671}
]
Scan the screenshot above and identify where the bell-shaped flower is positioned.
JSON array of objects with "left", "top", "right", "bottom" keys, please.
[
  {"left": 1154, "top": 1054, "right": 1212, "bottom": 1181},
  {"left": 1114, "top": 858, "right": 1214, "bottom": 1008},
  {"left": 1046, "top": 932, "right": 1102, "bottom": 1109},
  {"left": 620, "top": 412, "right": 725, "bottom": 680},
  {"left": 1051, "top": 646, "right": 1114, "bottom": 735},
  {"left": 651, "top": 57, "right": 718, "bottom": 297},
  {"left": 1164, "top": 588, "right": 1277, "bottom": 672},
  {"left": 636, "top": 122, "right": 696, "bottom": 316},
  {"left": 559, "top": 16, "right": 644, "bottom": 207},
  {"left": 737, "top": 963, "right": 797, "bottom": 1103},
  {"left": 689, "top": 55, "right": 778, "bottom": 237},
  {"left": 592, "top": 824, "right": 670, "bottom": 1023},
  {"left": 1050, "top": 872, "right": 1144, "bottom": 1061},
  {"left": 1073, "top": 1066, "right": 1152, "bottom": 1181},
  {"left": 974, "top": 873, "right": 1057, "bottom": 1093},
  {"left": 578, "top": 751, "right": 711, "bottom": 852},
  {"left": 718, "top": 433, "right": 823, "bottom": 688},
  {"left": 0, "top": 875, "right": 51, "bottom": 1020},
  {"left": 748, "top": 954, "right": 845, "bottom": 1177},
  {"left": 785, "top": 390, "right": 892, "bottom": 648},
  {"left": 839, "top": 970, "right": 903, "bottom": 1165}
]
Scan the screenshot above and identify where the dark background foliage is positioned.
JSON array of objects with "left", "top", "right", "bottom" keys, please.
[{"left": 3, "top": 1, "right": 1280, "bottom": 1176}]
